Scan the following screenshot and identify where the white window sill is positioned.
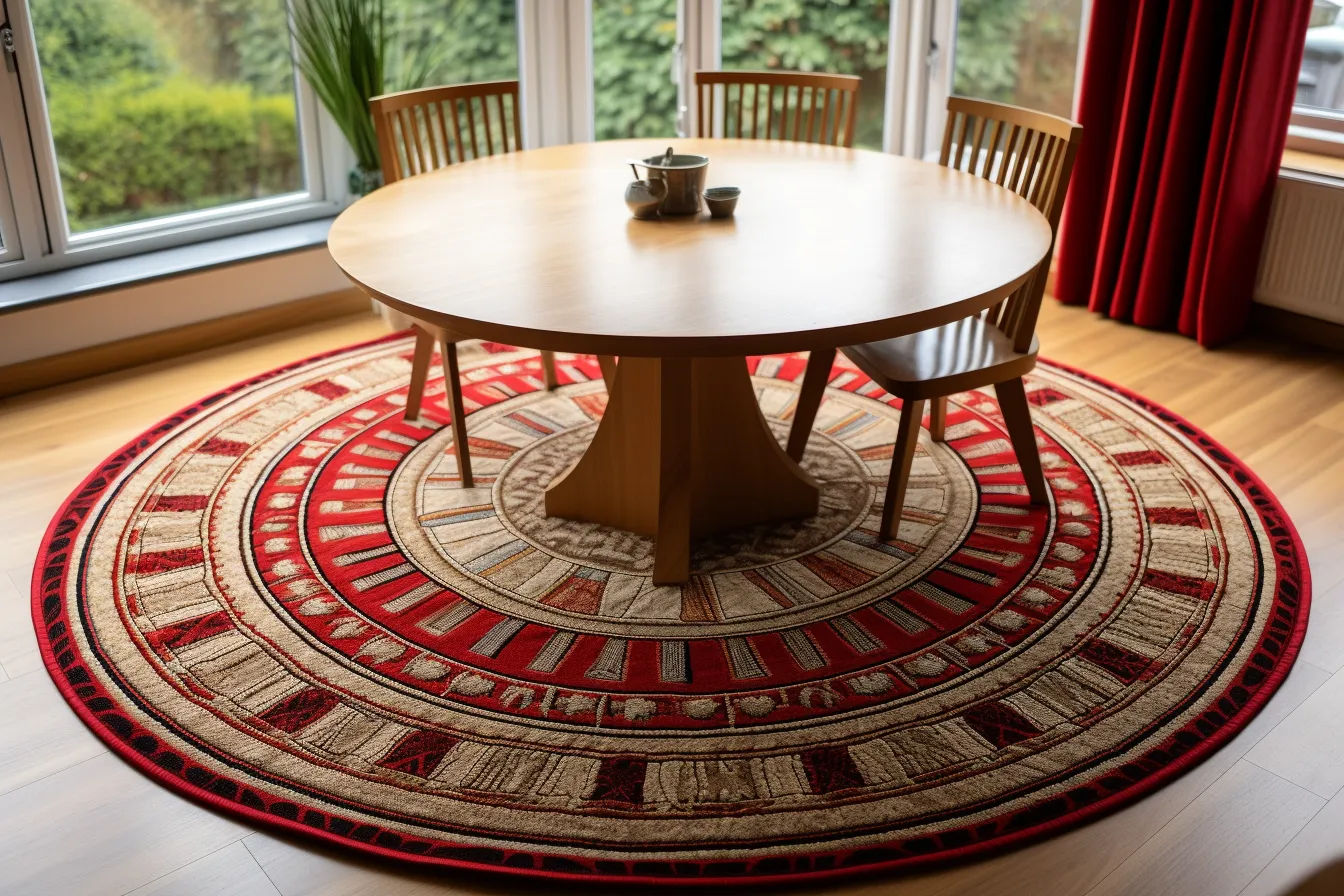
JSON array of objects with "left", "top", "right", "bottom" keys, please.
[{"left": 0, "top": 217, "right": 337, "bottom": 315}]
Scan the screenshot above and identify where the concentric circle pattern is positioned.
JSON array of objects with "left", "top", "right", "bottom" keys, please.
[{"left": 33, "top": 335, "right": 1308, "bottom": 884}]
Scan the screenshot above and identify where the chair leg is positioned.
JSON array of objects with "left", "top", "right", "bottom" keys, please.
[
  {"left": 786, "top": 348, "right": 835, "bottom": 462},
  {"left": 879, "top": 398, "right": 925, "bottom": 541},
  {"left": 597, "top": 355, "right": 618, "bottom": 392},
  {"left": 439, "top": 338, "right": 475, "bottom": 489},
  {"left": 928, "top": 396, "right": 947, "bottom": 442},
  {"left": 995, "top": 377, "right": 1047, "bottom": 504},
  {"left": 404, "top": 326, "right": 435, "bottom": 420},
  {"left": 540, "top": 350, "right": 560, "bottom": 390}
]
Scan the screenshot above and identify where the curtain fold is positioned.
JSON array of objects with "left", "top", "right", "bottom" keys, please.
[{"left": 1053, "top": 0, "right": 1314, "bottom": 347}]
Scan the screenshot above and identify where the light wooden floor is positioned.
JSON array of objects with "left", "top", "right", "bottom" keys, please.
[{"left": 2, "top": 301, "right": 1343, "bottom": 896}]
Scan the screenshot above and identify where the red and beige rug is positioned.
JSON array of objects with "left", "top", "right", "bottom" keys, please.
[{"left": 33, "top": 335, "right": 1308, "bottom": 885}]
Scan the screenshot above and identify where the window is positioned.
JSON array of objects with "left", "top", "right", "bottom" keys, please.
[
  {"left": 923, "top": 0, "right": 1086, "bottom": 157},
  {"left": 720, "top": 0, "right": 891, "bottom": 152},
  {"left": 591, "top": 0, "right": 679, "bottom": 140},
  {"left": 950, "top": 0, "right": 1083, "bottom": 119},
  {"left": 0, "top": 0, "right": 526, "bottom": 282},
  {"left": 386, "top": 0, "right": 518, "bottom": 86},
  {"left": 0, "top": 0, "right": 345, "bottom": 280},
  {"left": 30, "top": 0, "right": 307, "bottom": 236},
  {"left": 1285, "top": 1, "right": 1344, "bottom": 176}
]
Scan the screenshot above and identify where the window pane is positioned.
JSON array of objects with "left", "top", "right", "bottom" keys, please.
[
  {"left": 720, "top": 0, "right": 890, "bottom": 151},
  {"left": 30, "top": 0, "right": 305, "bottom": 235},
  {"left": 951, "top": 0, "right": 1083, "bottom": 119},
  {"left": 385, "top": 1, "right": 518, "bottom": 86},
  {"left": 1298, "top": 3, "right": 1344, "bottom": 112},
  {"left": 593, "top": 0, "right": 679, "bottom": 140}
]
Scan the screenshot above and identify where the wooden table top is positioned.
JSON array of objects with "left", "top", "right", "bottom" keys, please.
[{"left": 328, "top": 138, "right": 1053, "bottom": 357}]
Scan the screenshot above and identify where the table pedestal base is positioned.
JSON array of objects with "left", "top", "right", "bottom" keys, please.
[{"left": 544, "top": 356, "right": 820, "bottom": 584}]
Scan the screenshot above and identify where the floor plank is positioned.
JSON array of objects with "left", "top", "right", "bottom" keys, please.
[
  {"left": 0, "top": 752, "right": 251, "bottom": 896},
  {"left": 125, "top": 841, "right": 280, "bottom": 896},
  {"left": 1242, "top": 786, "right": 1344, "bottom": 896},
  {"left": 1298, "top": 579, "right": 1344, "bottom": 675},
  {"left": 1247, "top": 666, "right": 1344, "bottom": 800},
  {"left": 0, "top": 570, "right": 41, "bottom": 680},
  {"left": 0, "top": 669, "right": 106, "bottom": 798},
  {"left": 1086, "top": 761, "right": 1324, "bottom": 896}
]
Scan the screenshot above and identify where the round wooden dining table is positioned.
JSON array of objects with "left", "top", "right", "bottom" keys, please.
[{"left": 327, "top": 138, "right": 1053, "bottom": 585}]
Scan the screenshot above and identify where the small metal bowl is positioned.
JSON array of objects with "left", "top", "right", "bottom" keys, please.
[{"left": 703, "top": 186, "right": 741, "bottom": 219}]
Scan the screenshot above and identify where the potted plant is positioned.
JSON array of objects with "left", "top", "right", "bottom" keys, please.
[{"left": 290, "top": 0, "right": 431, "bottom": 195}]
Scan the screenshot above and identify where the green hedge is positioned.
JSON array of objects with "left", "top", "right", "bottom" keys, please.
[{"left": 48, "top": 77, "right": 300, "bottom": 231}]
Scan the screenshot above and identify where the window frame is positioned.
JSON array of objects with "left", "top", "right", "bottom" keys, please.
[
  {"left": 1286, "top": 108, "right": 1344, "bottom": 160},
  {"left": 0, "top": 0, "right": 351, "bottom": 283}
]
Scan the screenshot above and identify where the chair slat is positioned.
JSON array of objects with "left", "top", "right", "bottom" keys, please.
[
  {"left": 938, "top": 111, "right": 956, "bottom": 166},
  {"left": 446, "top": 99, "right": 465, "bottom": 164},
  {"left": 493, "top": 93, "right": 507, "bottom": 153},
  {"left": 694, "top": 70, "right": 860, "bottom": 147},
  {"left": 698, "top": 82, "right": 708, "bottom": 138},
  {"left": 953, "top": 113, "right": 972, "bottom": 171},
  {"left": 931, "top": 96, "right": 1084, "bottom": 350},
  {"left": 427, "top": 102, "right": 448, "bottom": 168},
  {"left": 511, "top": 93, "right": 522, "bottom": 152},
  {"left": 1004, "top": 128, "right": 1029, "bottom": 193},
  {"left": 1021, "top": 130, "right": 1048, "bottom": 199},
  {"left": 396, "top": 109, "right": 416, "bottom": 174},
  {"left": 995, "top": 125, "right": 1019, "bottom": 186},
  {"left": 753, "top": 83, "right": 759, "bottom": 138},
  {"left": 463, "top": 96, "right": 479, "bottom": 160},
  {"left": 843, "top": 90, "right": 857, "bottom": 148},
  {"left": 410, "top": 107, "right": 432, "bottom": 171},
  {"left": 370, "top": 81, "right": 522, "bottom": 182},
  {"left": 967, "top": 115, "right": 987, "bottom": 175},
  {"left": 1028, "top": 136, "right": 1057, "bottom": 208},
  {"left": 979, "top": 118, "right": 1001, "bottom": 179}
]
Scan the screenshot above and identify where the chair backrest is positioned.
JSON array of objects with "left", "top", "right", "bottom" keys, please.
[
  {"left": 694, "top": 70, "right": 861, "bottom": 147},
  {"left": 369, "top": 80, "right": 522, "bottom": 186},
  {"left": 940, "top": 96, "right": 1083, "bottom": 352}
]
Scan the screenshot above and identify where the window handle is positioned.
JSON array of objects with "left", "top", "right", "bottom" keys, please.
[{"left": 2, "top": 25, "right": 16, "bottom": 73}]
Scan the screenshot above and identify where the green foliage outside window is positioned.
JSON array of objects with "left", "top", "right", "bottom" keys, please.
[
  {"left": 721, "top": 0, "right": 890, "bottom": 150},
  {"left": 593, "top": 0, "right": 679, "bottom": 141},
  {"left": 33, "top": 0, "right": 305, "bottom": 232},
  {"left": 953, "top": 0, "right": 1082, "bottom": 119},
  {"left": 49, "top": 79, "right": 299, "bottom": 228}
]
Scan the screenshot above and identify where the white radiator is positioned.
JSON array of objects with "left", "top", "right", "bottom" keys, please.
[{"left": 1255, "top": 174, "right": 1344, "bottom": 325}]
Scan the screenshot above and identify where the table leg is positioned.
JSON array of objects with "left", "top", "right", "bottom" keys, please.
[{"left": 545, "top": 356, "right": 820, "bottom": 584}]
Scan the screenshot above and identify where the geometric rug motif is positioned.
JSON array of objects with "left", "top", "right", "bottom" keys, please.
[{"left": 32, "top": 334, "right": 1310, "bottom": 884}]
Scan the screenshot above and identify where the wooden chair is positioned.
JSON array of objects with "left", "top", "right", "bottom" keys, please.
[
  {"left": 694, "top": 71, "right": 862, "bottom": 147},
  {"left": 787, "top": 97, "right": 1083, "bottom": 539},
  {"left": 370, "top": 81, "right": 612, "bottom": 486}
]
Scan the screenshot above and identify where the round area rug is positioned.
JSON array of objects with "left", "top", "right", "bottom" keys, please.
[{"left": 33, "top": 335, "right": 1309, "bottom": 885}]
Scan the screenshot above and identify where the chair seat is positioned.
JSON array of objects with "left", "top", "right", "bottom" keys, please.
[{"left": 842, "top": 316, "right": 1039, "bottom": 400}]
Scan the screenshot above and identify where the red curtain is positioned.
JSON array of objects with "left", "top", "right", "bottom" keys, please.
[{"left": 1053, "top": 0, "right": 1314, "bottom": 347}]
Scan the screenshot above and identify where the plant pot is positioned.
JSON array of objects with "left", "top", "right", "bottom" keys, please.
[{"left": 348, "top": 165, "right": 383, "bottom": 196}]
